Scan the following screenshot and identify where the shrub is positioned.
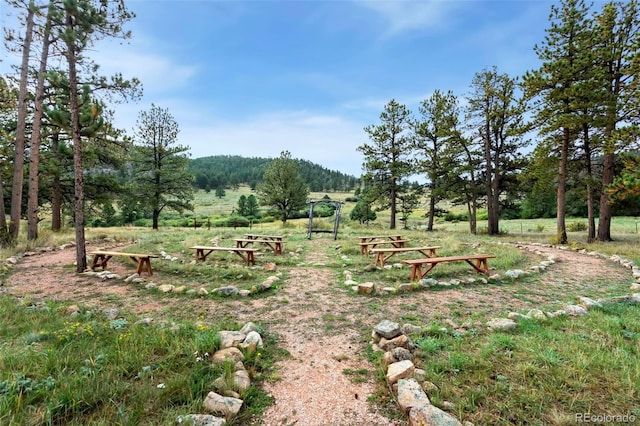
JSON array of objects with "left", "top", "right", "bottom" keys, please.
[{"left": 567, "top": 222, "right": 587, "bottom": 232}]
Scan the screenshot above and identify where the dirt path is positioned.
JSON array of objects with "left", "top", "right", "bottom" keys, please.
[{"left": 3, "top": 240, "right": 635, "bottom": 425}]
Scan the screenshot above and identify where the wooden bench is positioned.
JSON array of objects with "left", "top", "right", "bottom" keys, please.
[
  {"left": 234, "top": 238, "right": 284, "bottom": 255},
  {"left": 358, "top": 240, "right": 409, "bottom": 256},
  {"left": 404, "top": 254, "right": 496, "bottom": 281},
  {"left": 90, "top": 250, "right": 159, "bottom": 276},
  {"left": 370, "top": 246, "right": 441, "bottom": 267},
  {"left": 190, "top": 246, "right": 259, "bottom": 266}
]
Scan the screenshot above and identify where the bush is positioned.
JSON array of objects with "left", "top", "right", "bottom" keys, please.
[
  {"left": 567, "top": 222, "right": 587, "bottom": 232},
  {"left": 443, "top": 212, "right": 468, "bottom": 222}
]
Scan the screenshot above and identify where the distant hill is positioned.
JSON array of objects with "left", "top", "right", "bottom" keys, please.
[{"left": 189, "top": 155, "right": 360, "bottom": 192}]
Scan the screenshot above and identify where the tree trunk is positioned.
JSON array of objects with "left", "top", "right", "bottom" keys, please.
[
  {"left": 51, "top": 133, "right": 62, "bottom": 231},
  {"left": 557, "top": 128, "right": 569, "bottom": 244},
  {"left": 427, "top": 188, "right": 435, "bottom": 231},
  {"left": 10, "top": 2, "right": 35, "bottom": 241},
  {"left": 0, "top": 173, "right": 7, "bottom": 242},
  {"left": 582, "top": 123, "right": 596, "bottom": 243},
  {"left": 66, "top": 12, "right": 87, "bottom": 272},
  {"left": 597, "top": 152, "right": 614, "bottom": 241},
  {"left": 153, "top": 209, "right": 160, "bottom": 229},
  {"left": 27, "top": 10, "right": 53, "bottom": 240},
  {"left": 389, "top": 177, "right": 396, "bottom": 230}
]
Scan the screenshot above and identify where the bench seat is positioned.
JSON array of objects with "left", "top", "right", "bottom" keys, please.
[
  {"left": 370, "top": 246, "right": 441, "bottom": 267},
  {"left": 404, "top": 254, "right": 496, "bottom": 281},
  {"left": 90, "top": 250, "right": 159, "bottom": 276},
  {"left": 191, "top": 246, "right": 259, "bottom": 266}
]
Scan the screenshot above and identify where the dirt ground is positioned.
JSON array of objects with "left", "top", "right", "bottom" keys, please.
[{"left": 3, "top": 239, "right": 634, "bottom": 425}]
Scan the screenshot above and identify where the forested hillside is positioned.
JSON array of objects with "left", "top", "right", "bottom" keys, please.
[{"left": 189, "top": 155, "right": 360, "bottom": 192}]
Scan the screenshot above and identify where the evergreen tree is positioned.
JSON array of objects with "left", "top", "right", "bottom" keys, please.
[
  {"left": 358, "top": 99, "right": 413, "bottom": 230},
  {"left": 256, "top": 151, "right": 309, "bottom": 224},
  {"left": 129, "top": 104, "right": 194, "bottom": 229}
]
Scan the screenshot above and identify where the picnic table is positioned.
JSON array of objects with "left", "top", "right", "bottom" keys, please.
[
  {"left": 358, "top": 239, "right": 409, "bottom": 256},
  {"left": 370, "top": 246, "right": 441, "bottom": 267},
  {"left": 357, "top": 235, "right": 404, "bottom": 244},
  {"left": 190, "top": 246, "right": 259, "bottom": 266},
  {"left": 404, "top": 254, "right": 496, "bottom": 281},
  {"left": 244, "top": 234, "right": 284, "bottom": 242},
  {"left": 234, "top": 238, "right": 284, "bottom": 255},
  {"left": 90, "top": 250, "right": 158, "bottom": 276}
]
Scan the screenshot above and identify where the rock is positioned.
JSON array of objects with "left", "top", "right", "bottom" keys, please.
[
  {"left": 546, "top": 310, "right": 566, "bottom": 318},
  {"left": 486, "top": 318, "right": 517, "bottom": 331},
  {"left": 507, "top": 312, "right": 528, "bottom": 321},
  {"left": 239, "top": 290, "right": 250, "bottom": 297},
  {"left": 413, "top": 368, "right": 427, "bottom": 383},
  {"left": 158, "top": 284, "right": 175, "bottom": 293},
  {"left": 135, "top": 317, "right": 154, "bottom": 326},
  {"left": 527, "top": 309, "right": 547, "bottom": 321},
  {"left": 380, "top": 334, "right": 410, "bottom": 351},
  {"left": 233, "top": 369, "right": 251, "bottom": 392},
  {"left": 145, "top": 282, "right": 158, "bottom": 290},
  {"left": 173, "top": 286, "right": 186, "bottom": 294},
  {"left": 505, "top": 269, "right": 527, "bottom": 279},
  {"left": 374, "top": 320, "right": 402, "bottom": 339},
  {"left": 358, "top": 282, "right": 375, "bottom": 294},
  {"left": 65, "top": 305, "right": 80, "bottom": 315},
  {"left": 124, "top": 273, "right": 140, "bottom": 282},
  {"left": 489, "top": 274, "right": 501, "bottom": 280},
  {"left": 364, "top": 264, "right": 378, "bottom": 272},
  {"left": 397, "top": 378, "right": 430, "bottom": 413},
  {"left": 239, "top": 322, "right": 258, "bottom": 335},
  {"left": 578, "top": 296, "right": 602, "bottom": 310},
  {"left": 630, "top": 283, "right": 640, "bottom": 291},
  {"left": 409, "top": 404, "right": 463, "bottom": 426},
  {"left": 564, "top": 304, "right": 588, "bottom": 316},
  {"left": 6, "top": 257, "right": 18, "bottom": 265},
  {"left": 197, "top": 288, "right": 209, "bottom": 296},
  {"left": 176, "top": 414, "right": 226, "bottom": 425},
  {"left": 418, "top": 278, "right": 438, "bottom": 287},
  {"left": 212, "top": 347, "right": 245, "bottom": 364},
  {"left": 386, "top": 359, "right": 415, "bottom": 384},
  {"left": 203, "top": 392, "right": 243, "bottom": 416},
  {"left": 240, "top": 331, "right": 263, "bottom": 349},
  {"left": 219, "top": 331, "right": 246, "bottom": 348},
  {"left": 392, "top": 347, "right": 413, "bottom": 361},
  {"left": 402, "top": 324, "right": 423, "bottom": 335},
  {"left": 264, "top": 262, "right": 277, "bottom": 272},
  {"left": 213, "top": 286, "right": 239, "bottom": 296},
  {"left": 398, "top": 283, "right": 413, "bottom": 293},
  {"left": 344, "top": 279, "right": 357, "bottom": 285},
  {"left": 441, "top": 401, "right": 457, "bottom": 410}
]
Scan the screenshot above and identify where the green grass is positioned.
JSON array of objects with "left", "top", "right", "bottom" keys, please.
[
  {"left": 0, "top": 296, "right": 282, "bottom": 425},
  {"left": 405, "top": 304, "right": 640, "bottom": 425}
]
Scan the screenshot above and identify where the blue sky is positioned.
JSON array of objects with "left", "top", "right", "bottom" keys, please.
[{"left": 5, "top": 0, "right": 558, "bottom": 176}]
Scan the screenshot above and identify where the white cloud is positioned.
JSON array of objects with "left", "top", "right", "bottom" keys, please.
[
  {"left": 357, "top": 1, "right": 462, "bottom": 37},
  {"left": 90, "top": 42, "right": 199, "bottom": 95}
]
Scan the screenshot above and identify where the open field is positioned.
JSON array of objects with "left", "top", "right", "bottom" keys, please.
[{"left": 1, "top": 196, "right": 639, "bottom": 425}]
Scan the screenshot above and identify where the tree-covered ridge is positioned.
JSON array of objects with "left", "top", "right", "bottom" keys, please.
[{"left": 189, "top": 155, "right": 360, "bottom": 192}]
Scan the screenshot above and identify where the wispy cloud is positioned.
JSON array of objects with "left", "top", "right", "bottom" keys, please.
[{"left": 357, "top": 1, "right": 463, "bottom": 37}]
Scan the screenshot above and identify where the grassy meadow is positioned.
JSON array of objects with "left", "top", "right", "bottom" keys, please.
[{"left": 1, "top": 187, "right": 639, "bottom": 425}]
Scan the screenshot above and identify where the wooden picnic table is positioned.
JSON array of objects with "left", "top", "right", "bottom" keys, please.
[
  {"left": 370, "top": 246, "right": 441, "bottom": 267},
  {"left": 90, "top": 250, "right": 159, "bottom": 276},
  {"left": 234, "top": 238, "right": 284, "bottom": 255},
  {"left": 244, "top": 234, "right": 284, "bottom": 242},
  {"left": 357, "top": 235, "right": 404, "bottom": 244},
  {"left": 404, "top": 254, "right": 496, "bottom": 281},
  {"left": 190, "top": 246, "right": 259, "bottom": 266},
  {"left": 358, "top": 239, "right": 409, "bottom": 256}
]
